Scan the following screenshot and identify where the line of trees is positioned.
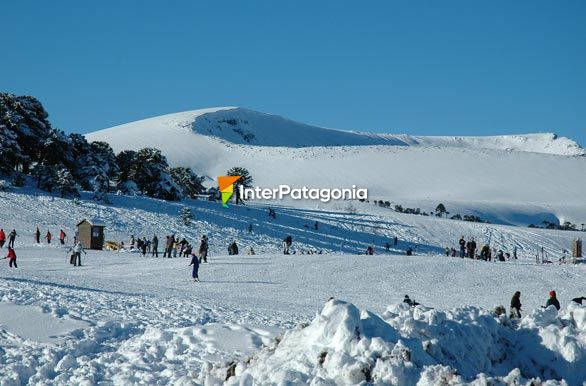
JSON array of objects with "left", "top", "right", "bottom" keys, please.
[{"left": 0, "top": 93, "right": 212, "bottom": 201}]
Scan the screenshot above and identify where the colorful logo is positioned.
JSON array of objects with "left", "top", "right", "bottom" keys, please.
[{"left": 217, "top": 176, "right": 241, "bottom": 208}]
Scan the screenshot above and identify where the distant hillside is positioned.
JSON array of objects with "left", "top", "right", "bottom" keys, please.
[{"left": 89, "top": 107, "right": 585, "bottom": 155}]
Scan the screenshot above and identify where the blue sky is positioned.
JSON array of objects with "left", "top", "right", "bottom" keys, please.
[{"left": 1, "top": 1, "right": 585, "bottom": 145}]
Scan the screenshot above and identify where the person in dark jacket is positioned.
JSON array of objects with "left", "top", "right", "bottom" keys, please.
[
  {"left": 151, "top": 235, "right": 159, "bottom": 257},
  {"left": 403, "top": 295, "right": 420, "bottom": 307},
  {"left": 545, "top": 290, "right": 561, "bottom": 310},
  {"left": 189, "top": 252, "right": 200, "bottom": 282},
  {"left": 198, "top": 235, "right": 209, "bottom": 263},
  {"left": 458, "top": 237, "right": 466, "bottom": 258},
  {"left": 45, "top": 230, "right": 52, "bottom": 244},
  {"left": 35, "top": 227, "right": 41, "bottom": 244},
  {"left": 5, "top": 247, "right": 17, "bottom": 268},
  {"left": 228, "top": 241, "right": 239, "bottom": 255},
  {"left": 510, "top": 291, "right": 522, "bottom": 318},
  {"left": 8, "top": 229, "right": 17, "bottom": 248},
  {"left": 283, "top": 235, "right": 293, "bottom": 255},
  {"left": 466, "top": 238, "right": 476, "bottom": 259}
]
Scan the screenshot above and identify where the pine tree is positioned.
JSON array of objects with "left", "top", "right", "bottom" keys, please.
[
  {"left": 170, "top": 167, "right": 205, "bottom": 198},
  {"left": 227, "top": 166, "right": 253, "bottom": 204},
  {"left": 56, "top": 168, "right": 80, "bottom": 198},
  {"left": 128, "top": 148, "right": 182, "bottom": 201},
  {"left": 180, "top": 206, "right": 193, "bottom": 225},
  {"left": 435, "top": 203, "right": 447, "bottom": 217}
]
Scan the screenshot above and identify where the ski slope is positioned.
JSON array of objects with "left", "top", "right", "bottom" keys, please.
[
  {"left": 86, "top": 108, "right": 586, "bottom": 227},
  {"left": 0, "top": 187, "right": 585, "bottom": 384}
]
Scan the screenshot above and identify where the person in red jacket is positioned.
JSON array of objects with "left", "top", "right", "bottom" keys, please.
[
  {"left": 0, "top": 229, "right": 5, "bottom": 248},
  {"left": 45, "top": 230, "right": 52, "bottom": 244},
  {"left": 59, "top": 229, "right": 66, "bottom": 245},
  {"left": 5, "top": 247, "right": 17, "bottom": 268}
]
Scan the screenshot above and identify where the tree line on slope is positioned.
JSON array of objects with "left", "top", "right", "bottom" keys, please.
[{"left": 0, "top": 93, "right": 253, "bottom": 202}]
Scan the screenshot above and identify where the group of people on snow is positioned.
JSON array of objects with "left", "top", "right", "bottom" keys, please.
[
  {"left": 508, "top": 290, "right": 567, "bottom": 319},
  {"left": 448, "top": 236, "right": 518, "bottom": 262}
]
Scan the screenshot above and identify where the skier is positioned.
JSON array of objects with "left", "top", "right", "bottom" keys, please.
[
  {"left": 393, "top": 236, "right": 398, "bottom": 246},
  {"left": 509, "top": 291, "right": 522, "bottom": 319},
  {"left": 385, "top": 242, "right": 391, "bottom": 252},
  {"left": 480, "top": 244, "right": 491, "bottom": 261},
  {"left": 228, "top": 241, "right": 239, "bottom": 255},
  {"left": 445, "top": 247, "right": 450, "bottom": 256},
  {"left": 188, "top": 251, "right": 200, "bottom": 282},
  {"left": 130, "top": 235, "right": 135, "bottom": 249},
  {"left": 8, "top": 229, "right": 17, "bottom": 248},
  {"left": 366, "top": 245, "right": 374, "bottom": 255},
  {"left": 496, "top": 250, "right": 505, "bottom": 262},
  {"left": 283, "top": 235, "right": 293, "bottom": 255},
  {"left": 544, "top": 290, "right": 560, "bottom": 310},
  {"left": 458, "top": 237, "right": 466, "bottom": 258},
  {"left": 165, "top": 235, "right": 175, "bottom": 258},
  {"left": 198, "top": 235, "right": 209, "bottom": 263},
  {"left": 73, "top": 241, "right": 87, "bottom": 266},
  {"left": 35, "top": 227, "right": 41, "bottom": 244},
  {"left": 151, "top": 234, "right": 159, "bottom": 257},
  {"left": 247, "top": 224, "right": 253, "bottom": 233},
  {"left": 45, "top": 230, "right": 52, "bottom": 244},
  {"left": 0, "top": 229, "right": 5, "bottom": 248},
  {"left": 59, "top": 229, "right": 66, "bottom": 245},
  {"left": 248, "top": 247, "right": 255, "bottom": 255},
  {"left": 513, "top": 246, "right": 518, "bottom": 259},
  {"left": 4, "top": 247, "right": 17, "bottom": 268},
  {"left": 314, "top": 221, "right": 318, "bottom": 231},
  {"left": 406, "top": 247, "right": 413, "bottom": 256}
]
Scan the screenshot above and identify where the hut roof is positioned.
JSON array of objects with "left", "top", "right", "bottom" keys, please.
[{"left": 77, "top": 218, "right": 106, "bottom": 227}]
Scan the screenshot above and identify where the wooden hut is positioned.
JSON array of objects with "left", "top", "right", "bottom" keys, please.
[{"left": 77, "top": 219, "right": 105, "bottom": 250}]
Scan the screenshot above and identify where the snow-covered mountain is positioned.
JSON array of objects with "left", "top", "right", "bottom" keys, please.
[
  {"left": 87, "top": 107, "right": 586, "bottom": 226},
  {"left": 89, "top": 107, "right": 585, "bottom": 154}
]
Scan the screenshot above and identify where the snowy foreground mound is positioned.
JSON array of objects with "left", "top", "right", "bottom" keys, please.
[{"left": 202, "top": 299, "right": 586, "bottom": 385}]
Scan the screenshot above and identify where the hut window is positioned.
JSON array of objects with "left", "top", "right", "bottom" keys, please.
[{"left": 92, "top": 229, "right": 100, "bottom": 237}]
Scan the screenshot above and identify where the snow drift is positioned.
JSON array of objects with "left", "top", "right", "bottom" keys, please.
[{"left": 202, "top": 299, "right": 586, "bottom": 385}]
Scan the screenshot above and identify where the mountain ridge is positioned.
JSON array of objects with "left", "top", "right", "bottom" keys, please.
[{"left": 89, "top": 107, "right": 585, "bottom": 156}]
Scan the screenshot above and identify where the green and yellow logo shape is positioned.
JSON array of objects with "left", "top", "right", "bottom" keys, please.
[{"left": 217, "top": 176, "right": 241, "bottom": 208}]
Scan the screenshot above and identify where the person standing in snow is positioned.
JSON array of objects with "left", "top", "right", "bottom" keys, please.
[
  {"left": 283, "top": 235, "right": 293, "bottom": 255},
  {"left": 509, "top": 291, "right": 522, "bottom": 319},
  {"left": 4, "top": 247, "right": 17, "bottom": 268},
  {"left": 45, "top": 230, "right": 52, "bottom": 244},
  {"left": 198, "top": 235, "right": 209, "bottom": 263},
  {"left": 466, "top": 237, "right": 476, "bottom": 259},
  {"left": 0, "top": 229, "right": 6, "bottom": 248},
  {"left": 35, "top": 227, "right": 41, "bottom": 244},
  {"left": 544, "top": 290, "right": 561, "bottom": 310},
  {"left": 130, "top": 235, "right": 135, "bottom": 249},
  {"left": 228, "top": 241, "right": 239, "bottom": 255},
  {"left": 151, "top": 234, "right": 159, "bottom": 257},
  {"left": 59, "top": 229, "right": 66, "bottom": 245},
  {"left": 513, "top": 246, "right": 518, "bottom": 259},
  {"left": 71, "top": 241, "right": 87, "bottom": 266},
  {"left": 458, "top": 237, "right": 466, "bottom": 258},
  {"left": 189, "top": 251, "right": 200, "bottom": 282},
  {"left": 141, "top": 238, "right": 147, "bottom": 256},
  {"left": 8, "top": 229, "right": 17, "bottom": 248}
]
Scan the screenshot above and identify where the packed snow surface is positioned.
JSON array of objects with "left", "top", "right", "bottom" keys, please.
[{"left": 0, "top": 188, "right": 585, "bottom": 384}]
